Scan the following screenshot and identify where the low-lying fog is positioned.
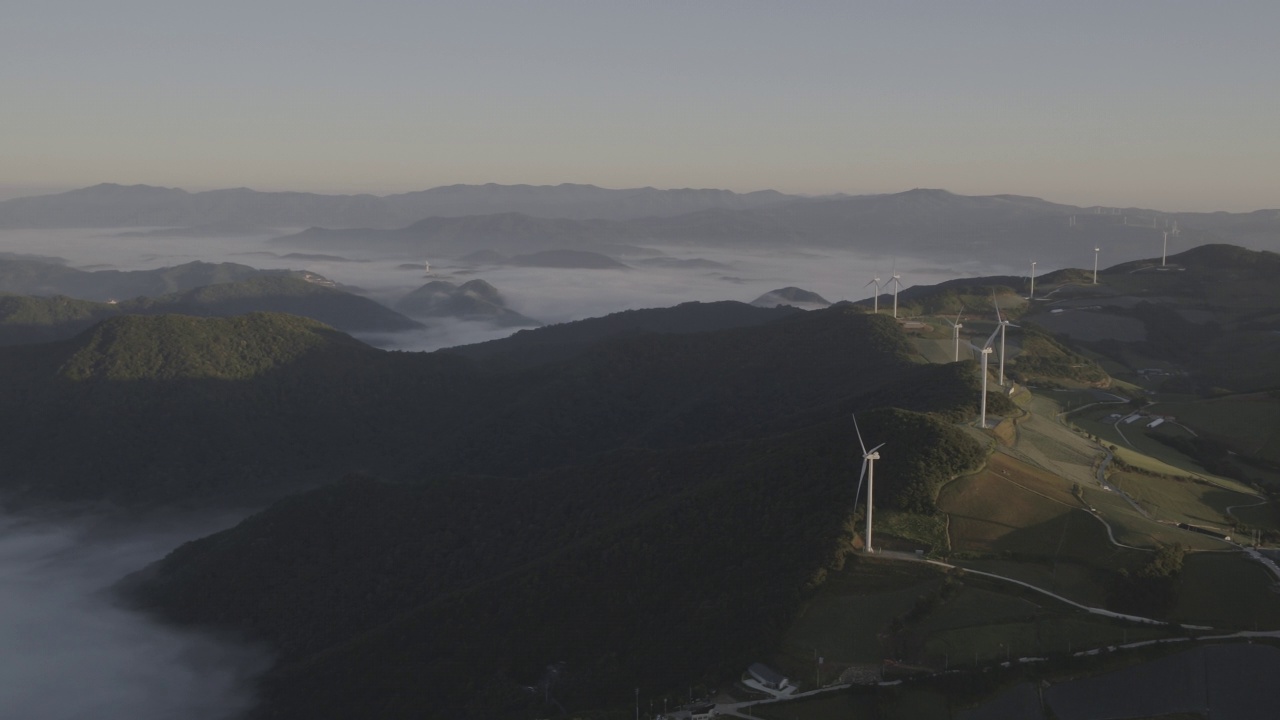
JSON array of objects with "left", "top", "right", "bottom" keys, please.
[
  {"left": 3, "top": 228, "right": 1029, "bottom": 351},
  {"left": 0, "top": 511, "right": 267, "bottom": 720}
]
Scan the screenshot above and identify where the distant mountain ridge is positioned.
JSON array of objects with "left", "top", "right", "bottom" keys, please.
[
  {"left": 6, "top": 183, "right": 1278, "bottom": 291},
  {"left": 0, "top": 182, "right": 793, "bottom": 228}
]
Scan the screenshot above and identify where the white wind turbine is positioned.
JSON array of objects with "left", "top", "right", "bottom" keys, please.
[
  {"left": 1093, "top": 246, "right": 1100, "bottom": 284},
  {"left": 969, "top": 325, "right": 1003, "bottom": 428},
  {"left": 852, "top": 413, "right": 885, "bottom": 554},
  {"left": 944, "top": 309, "right": 964, "bottom": 362},
  {"left": 864, "top": 275, "right": 882, "bottom": 313},
  {"left": 992, "top": 291, "right": 1019, "bottom": 386},
  {"left": 888, "top": 263, "right": 904, "bottom": 319}
]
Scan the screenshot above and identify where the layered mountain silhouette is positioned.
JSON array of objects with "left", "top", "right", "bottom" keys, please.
[{"left": 6, "top": 184, "right": 1276, "bottom": 275}]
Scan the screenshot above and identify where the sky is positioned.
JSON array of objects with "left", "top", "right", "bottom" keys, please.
[{"left": 4, "top": 1, "right": 1278, "bottom": 211}]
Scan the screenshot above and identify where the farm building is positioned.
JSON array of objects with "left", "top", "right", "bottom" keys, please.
[{"left": 747, "top": 663, "right": 790, "bottom": 690}]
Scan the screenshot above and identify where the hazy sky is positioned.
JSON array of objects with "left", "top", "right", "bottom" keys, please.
[{"left": 5, "top": 1, "right": 1278, "bottom": 211}]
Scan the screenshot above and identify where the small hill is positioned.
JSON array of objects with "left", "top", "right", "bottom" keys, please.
[
  {"left": 751, "top": 286, "right": 831, "bottom": 309},
  {"left": 394, "top": 279, "right": 538, "bottom": 327}
]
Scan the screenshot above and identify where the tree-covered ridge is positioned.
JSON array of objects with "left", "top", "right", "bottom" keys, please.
[
  {"left": 55, "top": 313, "right": 362, "bottom": 381},
  {"left": 0, "top": 303, "right": 986, "bottom": 506},
  {"left": 1009, "top": 323, "right": 1110, "bottom": 385},
  {"left": 125, "top": 274, "right": 423, "bottom": 332},
  {"left": 0, "top": 274, "right": 421, "bottom": 344},
  {"left": 859, "top": 407, "right": 987, "bottom": 513},
  {"left": 443, "top": 300, "right": 802, "bottom": 371},
  {"left": 125, "top": 420, "right": 873, "bottom": 719}
]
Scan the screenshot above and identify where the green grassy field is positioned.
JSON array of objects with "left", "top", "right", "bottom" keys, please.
[
  {"left": 939, "top": 455, "right": 1115, "bottom": 564},
  {"left": 1107, "top": 471, "right": 1252, "bottom": 530},
  {"left": 1080, "top": 485, "right": 1228, "bottom": 551}
]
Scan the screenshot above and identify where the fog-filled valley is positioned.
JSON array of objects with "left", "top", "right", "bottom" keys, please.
[{"left": 0, "top": 510, "right": 267, "bottom": 720}]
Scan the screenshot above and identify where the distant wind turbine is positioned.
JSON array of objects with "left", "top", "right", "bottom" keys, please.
[
  {"left": 852, "top": 413, "right": 885, "bottom": 554},
  {"left": 1028, "top": 261, "right": 1037, "bottom": 300},
  {"left": 992, "top": 291, "right": 1019, "bottom": 386},
  {"left": 864, "top": 275, "right": 882, "bottom": 313},
  {"left": 1093, "top": 247, "right": 1100, "bottom": 284},
  {"left": 944, "top": 309, "right": 964, "bottom": 362},
  {"left": 1162, "top": 231, "right": 1168, "bottom": 266}
]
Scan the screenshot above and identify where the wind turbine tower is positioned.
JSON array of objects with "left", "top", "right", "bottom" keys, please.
[
  {"left": 852, "top": 414, "right": 885, "bottom": 554},
  {"left": 889, "top": 267, "right": 903, "bottom": 319},
  {"left": 864, "top": 276, "right": 882, "bottom": 313},
  {"left": 1029, "top": 261, "right": 1037, "bottom": 300},
  {"left": 945, "top": 310, "right": 964, "bottom": 361},
  {"left": 1093, "top": 247, "right": 1100, "bottom": 284},
  {"left": 993, "top": 292, "right": 1019, "bottom": 386},
  {"left": 970, "top": 326, "right": 1002, "bottom": 428},
  {"left": 1162, "top": 232, "right": 1168, "bottom": 266}
]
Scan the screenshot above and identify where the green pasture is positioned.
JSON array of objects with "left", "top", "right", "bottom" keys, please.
[
  {"left": 1107, "top": 471, "right": 1251, "bottom": 530},
  {"left": 1080, "top": 485, "right": 1228, "bottom": 551},
  {"left": 1002, "top": 404, "right": 1102, "bottom": 487},
  {"left": 1171, "top": 552, "right": 1280, "bottom": 630},
  {"left": 940, "top": 462, "right": 1119, "bottom": 566}
]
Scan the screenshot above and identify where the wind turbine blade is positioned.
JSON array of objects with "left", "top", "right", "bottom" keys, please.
[
  {"left": 984, "top": 326, "right": 1001, "bottom": 348},
  {"left": 967, "top": 341, "right": 984, "bottom": 353},
  {"left": 1006, "top": 322, "right": 1021, "bottom": 328},
  {"left": 853, "top": 459, "right": 868, "bottom": 509},
  {"left": 851, "top": 413, "right": 868, "bottom": 456},
  {"left": 867, "top": 442, "right": 886, "bottom": 454},
  {"left": 992, "top": 290, "right": 1003, "bottom": 323}
]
